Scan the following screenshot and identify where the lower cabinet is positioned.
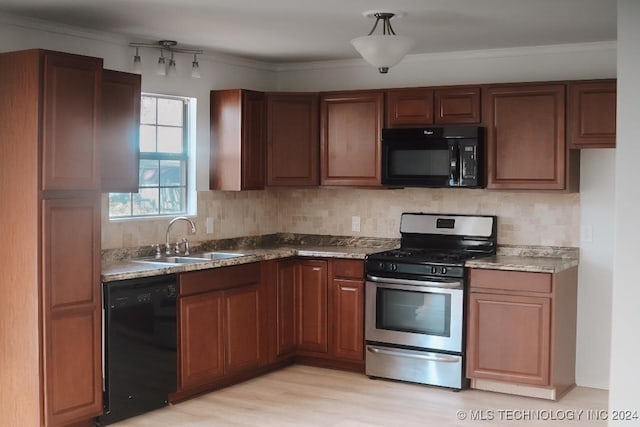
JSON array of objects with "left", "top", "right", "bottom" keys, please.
[
  {"left": 179, "top": 291, "right": 224, "bottom": 389},
  {"left": 328, "top": 260, "right": 365, "bottom": 362},
  {"left": 272, "top": 258, "right": 365, "bottom": 370},
  {"left": 466, "top": 267, "right": 578, "bottom": 400},
  {"left": 177, "top": 263, "right": 266, "bottom": 396}
]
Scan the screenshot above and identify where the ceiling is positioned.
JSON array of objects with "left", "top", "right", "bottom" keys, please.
[{"left": 0, "top": 0, "right": 617, "bottom": 64}]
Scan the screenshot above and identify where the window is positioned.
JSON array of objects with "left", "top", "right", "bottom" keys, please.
[{"left": 109, "top": 94, "right": 196, "bottom": 218}]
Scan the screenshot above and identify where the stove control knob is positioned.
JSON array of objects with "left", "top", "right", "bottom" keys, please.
[
  {"left": 431, "top": 266, "right": 437, "bottom": 274},
  {"left": 390, "top": 264, "right": 398, "bottom": 272},
  {"left": 441, "top": 267, "right": 447, "bottom": 275},
  {"left": 378, "top": 262, "right": 385, "bottom": 271}
]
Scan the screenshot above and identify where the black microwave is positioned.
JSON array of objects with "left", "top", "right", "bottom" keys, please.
[{"left": 381, "top": 126, "right": 484, "bottom": 188}]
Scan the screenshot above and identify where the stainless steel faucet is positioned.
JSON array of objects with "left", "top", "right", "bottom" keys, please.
[{"left": 165, "top": 216, "right": 196, "bottom": 255}]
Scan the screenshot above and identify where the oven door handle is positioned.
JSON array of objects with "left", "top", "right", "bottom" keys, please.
[
  {"left": 367, "top": 275, "right": 462, "bottom": 289},
  {"left": 367, "top": 346, "right": 460, "bottom": 363}
]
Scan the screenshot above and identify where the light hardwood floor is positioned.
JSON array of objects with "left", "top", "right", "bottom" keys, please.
[{"left": 113, "top": 365, "right": 608, "bottom": 426}]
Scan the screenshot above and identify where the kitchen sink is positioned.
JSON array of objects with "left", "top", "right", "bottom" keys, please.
[
  {"left": 195, "top": 251, "right": 246, "bottom": 260},
  {"left": 135, "top": 256, "right": 210, "bottom": 265}
]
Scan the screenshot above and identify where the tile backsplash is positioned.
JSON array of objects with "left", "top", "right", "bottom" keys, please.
[{"left": 102, "top": 187, "right": 579, "bottom": 249}]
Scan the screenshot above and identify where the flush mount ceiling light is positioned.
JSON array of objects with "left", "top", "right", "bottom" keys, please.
[
  {"left": 129, "top": 40, "right": 203, "bottom": 78},
  {"left": 351, "top": 10, "right": 414, "bottom": 74}
]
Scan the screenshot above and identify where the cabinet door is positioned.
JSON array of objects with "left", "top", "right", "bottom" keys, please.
[
  {"left": 42, "top": 196, "right": 102, "bottom": 426},
  {"left": 267, "top": 93, "right": 319, "bottom": 186},
  {"left": 241, "top": 90, "right": 266, "bottom": 189},
  {"left": 210, "top": 89, "right": 265, "bottom": 191},
  {"left": 276, "top": 260, "right": 298, "bottom": 358},
  {"left": 485, "top": 85, "right": 569, "bottom": 190},
  {"left": 320, "top": 92, "right": 384, "bottom": 186},
  {"left": 434, "top": 86, "right": 481, "bottom": 124},
  {"left": 225, "top": 283, "right": 264, "bottom": 373},
  {"left": 467, "top": 292, "right": 551, "bottom": 386},
  {"left": 568, "top": 80, "right": 616, "bottom": 148},
  {"left": 179, "top": 291, "right": 224, "bottom": 390},
  {"left": 101, "top": 69, "right": 141, "bottom": 192},
  {"left": 297, "top": 260, "right": 328, "bottom": 353},
  {"left": 386, "top": 88, "right": 434, "bottom": 126},
  {"left": 330, "top": 278, "right": 364, "bottom": 362},
  {"left": 42, "top": 51, "right": 102, "bottom": 191}
]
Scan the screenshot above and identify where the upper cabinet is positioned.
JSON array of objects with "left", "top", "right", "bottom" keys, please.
[
  {"left": 567, "top": 79, "right": 617, "bottom": 148},
  {"left": 100, "top": 69, "right": 141, "bottom": 193},
  {"left": 386, "top": 88, "right": 434, "bottom": 126},
  {"left": 42, "top": 52, "right": 102, "bottom": 191},
  {"left": 320, "top": 91, "right": 384, "bottom": 186},
  {"left": 210, "top": 89, "right": 265, "bottom": 191},
  {"left": 484, "top": 84, "right": 579, "bottom": 191},
  {"left": 386, "top": 86, "right": 481, "bottom": 127},
  {"left": 266, "top": 93, "right": 319, "bottom": 186},
  {"left": 434, "top": 86, "right": 481, "bottom": 124}
]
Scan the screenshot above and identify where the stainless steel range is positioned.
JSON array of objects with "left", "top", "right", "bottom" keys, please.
[{"left": 365, "top": 213, "right": 497, "bottom": 390}]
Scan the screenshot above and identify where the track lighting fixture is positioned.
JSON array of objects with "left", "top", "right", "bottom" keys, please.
[{"left": 129, "top": 40, "right": 203, "bottom": 78}]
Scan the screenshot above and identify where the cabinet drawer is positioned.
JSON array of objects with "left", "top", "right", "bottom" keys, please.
[
  {"left": 331, "top": 259, "right": 364, "bottom": 280},
  {"left": 469, "top": 269, "right": 551, "bottom": 293},
  {"left": 180, "top": 263, "right": 261, "bottom": 296}
]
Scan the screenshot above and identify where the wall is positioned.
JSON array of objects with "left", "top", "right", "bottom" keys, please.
[
  {"left": 1, "top": 13, "right": 617, "bottom": 391},
  {"left": 609, "top": 0, "right": 640, "bottom": 420},
  {"left": 276, "top": 188, "right": 579, "bottom": 246},
  {"left": 577, "top": 150, "right": 615, "bottom": 390}
]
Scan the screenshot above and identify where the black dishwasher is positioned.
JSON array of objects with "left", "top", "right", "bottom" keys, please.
[{"left": 97, "top": 274, "right": 178, "bottom": 426}]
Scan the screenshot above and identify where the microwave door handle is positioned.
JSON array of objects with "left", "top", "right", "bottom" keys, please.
[{"left": 449, "top": 144, "right": 459, "bottom": 185}]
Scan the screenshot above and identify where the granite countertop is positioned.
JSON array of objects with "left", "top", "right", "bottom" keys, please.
[
  {"left": 102, "top": 236, "right": 579, "bottom": 282},
  {"left": 465, "top": 255, "right": 578, "bottom": 274},
  {"left": 102, "top": 245, "right": 395, "bottom": 282}
]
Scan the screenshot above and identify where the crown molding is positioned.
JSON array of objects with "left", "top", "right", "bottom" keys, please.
[
  {"left": 0, "top": 11, "right": 279, "bottom": 72},
  {"left": 274, "top": 41, "right": 617, "bottom": 72}
]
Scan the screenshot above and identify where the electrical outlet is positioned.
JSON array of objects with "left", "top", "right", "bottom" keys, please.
[
  {"left": 352, "top": 216, "right": 361, "bottom": 232},
  {"left": 206, "top": 217, "right": 214, "bottom": 234},
  {"left": 581, "top": 225, "right": 593, "bottom": 243}
]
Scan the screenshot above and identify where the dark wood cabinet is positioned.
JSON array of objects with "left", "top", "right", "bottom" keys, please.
[
  {"left": 0, "top": 49, "right": 103, "bottom": 427},
  {"left": 100, "top": 69, "right": 141, "bottom": 192},
  {"left": 466, "top": 267, "right": 578, "bottom": 400},
  {"left": 328, "top": 260, "right": 364, "bottom": 363},
  {"left": 320, "top": 91, "right": 384, "bottom": 186},
  {"left": 210, "top": 89, "right": 265, "bottom": 190},
  {"left": 568, "top": 80, "right": 616, "bottom": 148},
  {"left": 43, "top": 195, "right": 102, "bottom": 426},
  {"left": 386, "top": 86, "right": 481, "bottom": 127},
  {"left": 275, "top": 260, "right": 298, "bottom": 359},
  {"left": 386, "top": 88, "right": 434, "bottom": 126},
  {"left": 179, "top": 291, "right": 225, "bottom": 389},
  {"left": 297, "top": 260, "right": 329, "bottom": 354},
  {"left": 224, "top": 283, "right": 263, "bottom": 373},
  {"left": 266, "top": 93, "right": 319, "bottom": 186},
  {"left": 178, "top": 263, "right": 264, "bottom": 395},
  {"left": 434, "top": 86, "right": 481, "bottom": 124},
  {"left": 485, "top": 84, "right": 578, "bottom": 191},
  {"left": 42, "top": 52, "right": 102, "bottom": 192}
]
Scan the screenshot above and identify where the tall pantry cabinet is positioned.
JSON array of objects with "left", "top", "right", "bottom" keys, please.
[{"left": 0, "top": 50, "right": 103, "bottom": 426}]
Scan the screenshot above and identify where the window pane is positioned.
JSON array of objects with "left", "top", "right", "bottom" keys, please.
[
  {"left": 140, "top": 125, "right": 156, "bottom": 152},
  {"left": 158, "top": 98, "right": 183, "bottom": 126},
  {"left": 160, "top": 187, "right": 185, "bottom": 214},
  {"left": 139, "top": 159, "right": 159, "bottom": 186},
  {"left": 109, "top": 193, "right": 132, "bottom": 217},
  {"left": 133, "top": 188, "right": 159, "bottom": 216},
  {"left": 160, "top": 160, "right": 185, "bottom": 186},
  {"left": 141, "top": 96, "right": 157, "bottom": 124},
  {"left": 157, "top": 126, "right": 183, "bottom": 153}
]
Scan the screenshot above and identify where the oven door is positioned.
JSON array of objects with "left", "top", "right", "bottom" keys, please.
[{"left": 365, "top": 275, "right": 464, "bottom": 353}]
